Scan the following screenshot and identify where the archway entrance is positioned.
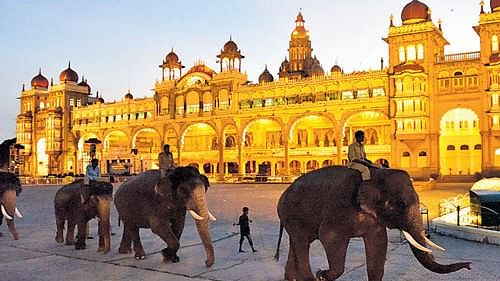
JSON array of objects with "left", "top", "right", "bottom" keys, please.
[{"left": 439, "top": 108, "right": 482, "bottom": 176}]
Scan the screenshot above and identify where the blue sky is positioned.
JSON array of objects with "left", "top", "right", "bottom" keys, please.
[{"left": 0, "top": 0, "right": 482, "bottom": 140}]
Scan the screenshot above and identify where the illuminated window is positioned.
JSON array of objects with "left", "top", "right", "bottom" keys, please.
[
  {"left": 76, "top": 99, "right": 82, "bottom": 107},
  {"left": 407, "top": 45, "right": 416, "bottom": 61},
  {"left": 492, "top": 35, "right": 499, "bottom": 53},
  {"left": 69, "top": 98, "right": 74, "bottom": 107},
  {"left": 341, "top": 91, "right": 353, "bottom": 100},
  {"left": 357, "top": 89, "right": 369, "bottom": 99},
  {"left": 417, "top": 44, "right": 424, "bottom": 60},
  {"left": 496, "top": 148, "right": 500, "bottom": 155},
  {"left": 399, "top": 46, "right": 406, "bottom": 63},
  {"left": 372, "top": 88, "right": 385, "bottom": 97}
]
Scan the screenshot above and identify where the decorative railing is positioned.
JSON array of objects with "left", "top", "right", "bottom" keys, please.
[{"left": 436, "top": 51, "right": 480, "bottom": 63}]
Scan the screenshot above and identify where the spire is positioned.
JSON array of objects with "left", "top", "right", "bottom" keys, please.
[
  {"left": 480, "top": 0, "right": 485, "bottom": 14},
  {"left": 50, "top": 78, "right": 54, "bottom": 86},
  {"left": 38, "top": 68, "right": 42, "bottom": 75},
  {"left": 68, "top": 61, "right": 71, "bottom": 68},
  {"left": 22, "top": 84, "right": 25, "bottom": 91},
  {"left": 389, "top": 14, "right": 394, "bottom": 27}
]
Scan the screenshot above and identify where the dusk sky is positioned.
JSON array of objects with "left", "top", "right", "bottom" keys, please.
[{"left": 0, "top": 1, "right": 482, "bottom": 140}]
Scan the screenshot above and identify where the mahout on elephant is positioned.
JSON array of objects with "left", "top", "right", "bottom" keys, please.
[
  {"left": 114, "top": 166, "right": 216, "bottom": 266},
  {"left": 0, "top": 171, "right": 23, "bottom": 240},
  {"left": 54, "top": 179, "right": 113, "bottom": 253},
  {"left": 275, "top": 165, "right": 471, "bottom": 281}
]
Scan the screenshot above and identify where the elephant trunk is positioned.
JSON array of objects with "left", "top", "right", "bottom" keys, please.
[
  {"left": 409, "top": 223, "right": 471, "bottom": 274},
  {"left": 97, "top": 196, "right": 111, "bottom": 254},
  {"left": 1, "top": 190, "right": 19, "bottom": 240},
  {"left": 189, "top": 186, "right": 215, "bottom": 267}
]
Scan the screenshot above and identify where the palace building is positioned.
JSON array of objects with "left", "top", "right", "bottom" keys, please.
[{"left": 15, "top": 0, "right": 500, "bottom": 180}]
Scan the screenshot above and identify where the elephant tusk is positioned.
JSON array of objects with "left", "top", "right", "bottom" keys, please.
[
  {"left": 189, "top": 210, "right": 205, "bottom": 221},
  {"left": 1, "top": 205, "right": 13, "bottom": 220},
  {"left": 402, "top": 230, "right": 432, "bottom": 253},
  {"left": 15, "top": 207, "right": 23, "bottom": 218},
  {"left": 424, "top": 236, "right": 446, "bottom": 251},
  {"left": 208, "top": 210, "right": 217, "bottom": 221}
]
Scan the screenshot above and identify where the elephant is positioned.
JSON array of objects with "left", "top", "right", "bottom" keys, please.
[
  {"left": 54, "top": 180, "right": 114, "bottom": 253},
  {"left": 114, "top": 166, "right": 216, "bottom": 267},
  {"left": 0, "top": 171, "right": 23, "bottom": 240},
  {"left": 275, "top": 165, "right": 471, "bottom": 281}
]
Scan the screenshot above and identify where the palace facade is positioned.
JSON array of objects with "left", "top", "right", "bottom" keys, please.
[{"left": 15, "top": 0, "right": 500, "bottom": 179}]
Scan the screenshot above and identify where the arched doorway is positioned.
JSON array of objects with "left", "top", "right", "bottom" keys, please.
[
  {"left": 181, "top": 123, "right": 217, "bottom": 167},
  {"left": 439, "top": 108, "right": 481, "bottom": 175}
]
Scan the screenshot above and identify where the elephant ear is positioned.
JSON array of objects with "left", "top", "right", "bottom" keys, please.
[
  {"left": 80, "top": 183, "right": 92, "bottom": 204},
  {"left": 356, "top": 168, "right": 382, "bottom": 219}
]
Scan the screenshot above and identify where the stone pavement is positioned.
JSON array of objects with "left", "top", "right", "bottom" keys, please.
[{"left": 0, "top": 183, "right": 499, "bottom": 281}]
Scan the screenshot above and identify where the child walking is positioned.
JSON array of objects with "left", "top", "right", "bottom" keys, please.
[{"left": 233, "top": 207, "right": 257, "bottom": 253}]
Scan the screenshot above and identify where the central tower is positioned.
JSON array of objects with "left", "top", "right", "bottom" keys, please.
[{"left": 279, "top": 11, "right": 324, "bottom": 79}]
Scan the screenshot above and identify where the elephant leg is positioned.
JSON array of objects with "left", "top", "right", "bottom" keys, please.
[
  {"left": 74, "top": 221, "right": 87, "bottom": 250},
  {"left": 132, "top": 227, "right": 146, "bottom": 260},
  {"left": 289, "top": 236, "right": 314, "bottom": 281},
  {"left": 151, "top": 218, "right": 180, "bottom": 263},
  {"left": 118, "top": 223, "right": 133, "bottom": 254},
  {"left": 66, "top": 218, "right": 76, "bottom": 245},
  {"left": 317, "top": 230, "right": 350, "bottom": 280},
  {"left": 284, "top": 239, "right": 298, "bottom": 281},
  {"left": 171, "top": 214, "right": 186, "bottom": 240},
  {"left": 363, "top": 227, "right": 388, "bottom": 281},
  {"left": 55, "top": 215, "right": 65, "bottom": 244},
  {"left": 6, "top": 219, "right": 18, "bottom": 240}
]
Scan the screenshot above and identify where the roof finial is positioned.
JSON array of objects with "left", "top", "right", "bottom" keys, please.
[
  {"left": 50, "top": 78, "right": 54, "bottom": 86},
  {"left": 389, "top": 14, "right": 394, "bottom": 27},
  {"left": 22, "top": 84, "right": 25, "bottom": 91},
  {"left": 438, "top": 18, "right": 442, "bottom": 31},
  {"left": 230, "top": 34, "right": 232, "bottom": 41},
  {"left": 68, "top": 61, "right": 71, "bottom": 68},
  {"left": 38, "top": 68, "right": 42, "bottom": 75},
  {"left": 480, "top": 1, "right": 485, "bottom": 14}
]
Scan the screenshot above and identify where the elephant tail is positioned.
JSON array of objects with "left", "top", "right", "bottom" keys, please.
[{"left": 274, "top": 222, "right": 284, "bottom": 261}]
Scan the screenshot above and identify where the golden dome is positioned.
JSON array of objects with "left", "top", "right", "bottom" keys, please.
[
  {"left": 59, "top": 62, "right": 79, "bottom": 82},
  {"left": 401, "top": 0, "right": 430, "bottom": 25},
  {"left": 31, "top": 69, "right": 49, "bottom": 89},
  {"left": 492, "top": 0, "right": 500, "bottom": 12}
]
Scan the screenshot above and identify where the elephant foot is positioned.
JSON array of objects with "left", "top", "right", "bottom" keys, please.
[
  {"left": 161, "top": 248, "right": 180, "bottom": 263},
  {"left": 118, "top": 246, "right": 132, "bottom": 254},
  {"left": 316, "top": 270, "right": 328, "bottom": 281},
  {"left": 55, "top": 236, "right": 64, "bottom": 244},
  {"left": 134, "top": 254, "right": 147, "bottom": 260},
  {"left": 75, "top": 239, "right": 86, "bottom": 250},
  {"left": 66, "top": 239, "right": 75, "bottom": 246}
]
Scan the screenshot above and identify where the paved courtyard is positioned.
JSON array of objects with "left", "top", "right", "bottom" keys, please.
[{"left": 1, "top": 183, "right": 499, "bottom": 281}]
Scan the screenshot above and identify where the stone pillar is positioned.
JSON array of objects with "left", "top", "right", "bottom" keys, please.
[
  {"left": 238, "top": 142, "right": 245, "bottom": 176},
  {"left": 217, "top": 138, "right": 224, "bottom": 181},
  {"left": 481, "top": 130, "right": 492, "bottom": 172},
  {"left": 285, "top": 138, "right": 290, "bottom": 177},
  {"left": 336, "top": 130, "right": 343, "bottom": 165}
]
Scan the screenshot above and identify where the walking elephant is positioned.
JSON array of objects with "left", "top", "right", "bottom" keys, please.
[
  {"left": 114, "top": 166, "right": 216, "bottom": 267},
  {"left": 0, "top": 171, "right": 23, "bottom": 240},
  {"left": 275, "top": 165, "right": 471, "bottom": 281},
  {"left": 54, "top": 180, "right": 113, "bottom": 253}
]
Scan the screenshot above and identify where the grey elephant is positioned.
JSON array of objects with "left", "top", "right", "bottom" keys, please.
[
  {"left": 275, "top": 165, "right": 471, "bottom": 281},
  {"left": 0, "top": 171, "right": 23, "bottom": 240},
  {"left": 114, "top": 166, "right": 216, "bottom": 267},
  {"left": 54, "top": 180, "right": 114, "bottom": 253}
]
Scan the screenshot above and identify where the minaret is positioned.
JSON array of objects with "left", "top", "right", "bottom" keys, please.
[{"left": 288, "top": 10, "right": 312, "bottom": 72}]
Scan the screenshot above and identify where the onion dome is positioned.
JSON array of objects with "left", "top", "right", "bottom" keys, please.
[
  {"left": 165, "top": 49, "right": 179, "bottom": 64},
  {"left": 124, "top": 90, "right": 133, "bottom": 100},
  {"left": 96, "top": 91, "right": 104, "bottom": 104},
  {"left": 59, "top": 62, "right": 79, "bottom": 82},
  {"left": 31, "top": 69, "right": 49, "bottom": 89},
  {"left": 331, "top": 64, "right": 342, "bottom": 73},
  {"left": 492, "top": 0, "right": 500, "bottom": 12},
  {"left": 291, "top": 11, "right": 309, "bottom": 38},
  {"left": 78, "top": 76, "right": 91, "bottom": 93},
  {"left": 401, "top": 0, "right": 430, "bottom": 25},
  {"left": 280, "top": 57, "right": 290, "bottom": 72},
  {"left": 223, "top": 39, "right": 238, "bottom": 53},
  {"left": 258, "top": 65, "right": 274, "bottom": 83}
]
